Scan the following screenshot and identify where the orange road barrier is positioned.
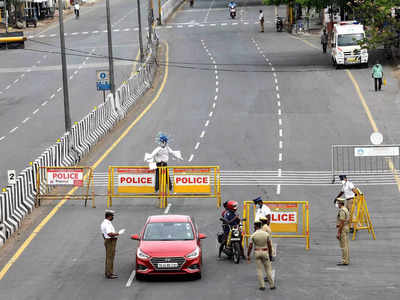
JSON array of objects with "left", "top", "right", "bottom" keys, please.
[
  {"left": 107, "top": 165, "right": 221, "bottom": 208},
  {"left": 350, "top": 189, "right": 376, "bottom": 240},
  {"left": 35, "top": 166, "right": 95, "bottom": 207},
  {"left": 242, "top": 200, "right": 310, "bottom": 250}
]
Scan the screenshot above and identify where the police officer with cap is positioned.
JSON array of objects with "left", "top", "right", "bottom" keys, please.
[
  {"left": 335, "top": 175, "right": 357, "bottom": 232},
  {"left": 335, "top": 198, "right": 350, "bottom": 265},
  {"left": 101, "top": 210, "right": 125, "bottom": 279},
  {"left": 253, "top": 196, "right": 271, "bottom": 224},
  {"left": 247, "top": 221, "right": 275, "bottom": 291}
]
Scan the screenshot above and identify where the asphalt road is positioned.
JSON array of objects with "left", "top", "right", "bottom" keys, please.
[{"left": 1, "top": 1, "right": 400, "bottom": 300}]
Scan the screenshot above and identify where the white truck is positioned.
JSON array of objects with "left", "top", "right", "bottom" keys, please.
[{"left": 330, "top": 21, "right": 368, "bottom": 68}]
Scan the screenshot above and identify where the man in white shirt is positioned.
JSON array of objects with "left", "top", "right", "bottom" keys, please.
[
  {"left": 253, "top": 197, "right": 271, "bottom": 224},
  {"left": 74, "top": 2, "right": 80, "bottom": 17},
  {"left": 259, "top": 10, "right": 264, "bottom": 32},
  {"left": 144, "top": 133, "right": 183, "bottom": 192},
  {"left": 335, "top": 175, "right": 357, "bottom": 232},
  {"left": 101, "top": 210, "right": 120, "bottom": 279}
]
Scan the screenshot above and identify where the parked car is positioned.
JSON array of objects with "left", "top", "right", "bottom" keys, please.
[{"left": 131, "top": 215, "right": 207, "bottom": 279}]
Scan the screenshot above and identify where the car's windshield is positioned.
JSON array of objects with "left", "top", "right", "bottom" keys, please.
[
  {"left": 337, "top": 33, "right": 364, "bottom": 46},
  {"left": 143, "top": 222, "right": 194, "bottom": 241}
]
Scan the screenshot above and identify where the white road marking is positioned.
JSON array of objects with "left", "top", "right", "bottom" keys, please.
[
  {"left": 22, "top": 117, "right": 30, "bottom": 124},
  {"left": 188, "top": 154, "right": 194, "bottom": 162},
  {"left": 278, "top": 109, "right": 281, "bottom": 115},
  {"left": 244, "top": 22, "right": 249, "bottom": 25},
  {"left": 213, "top": 102, "right": 216, "bottom": 108},
  {"left": 74, "top": 70, "right": 78, "bottom": 75},
  {"left": 125, "top": 270, "right": 136, "bottom": 287},
  {"left": 134, "top": 28, "right": 139, "bottom": 31},
  {"left": 277, "top": 93, "right": 280, "bottom": 99},
  {"left": 71, "top": 32, "right": 79, "bottom": 35},
  {"left": 166, "top": 26, "right": 173, "bottom": 29},
  {"left": 275, "top": 86, "right": 279, "bottom": 92},
  {"left": 276, "top": 184, "right": 281, "bottom": 195},
  {"left": 13, "top": 79, "right": 19, "bottom": 84},
  {"left": 33, "top": 108, "right": 39, "bottom": 114},
  {"left": 78, "top": 65, "right": 83, "bottom": 69},
  {"left": 41, "top": 101, "right": 48, "bottom": 106},
  {"left": 277, "top": 101, "right": 281, "bottom": 106},
  {"left": 5, "top": 85, "right": 10, "bottom": 90},
  {"left": 278, "top": 118, "right": 282, "bottom": 126},
  {"left": 232, "top": 22, "right": 238, "bottom": 25},
  {"left": 0, "top": 136, "right": 5, "bottom": 141},
  {"left": 216, "top": 81, "right": 219, "bottom": 86},
  {"left": 21, "top": 74, "right": 25, "bottom": 78},
  {"left": 37, "top": 60, "right": 41, "bottom": 64},
  {"left": 209, "top": 111, "right": 213, "bottom": 117},
  {"left": 274, "top": 78, "right": 278, "bottom": 84},
  {"left": 273, "top": 72, "right": 277, "bottom": 77},
  {"left": 39, "top": 35, "right": 46, "bottom": 38},
  {"left": 164, "top": 203, "right": 172, "bottom": 214},
  {"left": 221, "top": 23, "right": 227, "bottom": 26},
  {"left": 216, "top": 75, "right": 218, "bottom": 80},
  {"left": 214, "top": 95, "right": 218, "bottom": 100},
  {"left": 200, "top": 130, "right": 205, "bottom": 138},
  {"left": 216, "top": 87, "right": 218, "bottom": 93},
  {"left": 10, "top": 127, "right": 18, "bottom": 133},
  {"left": 177, "top": 25, "right": 183, "bottom": 28},
  {"left": 279, "top": 129, "right": 283, "bottom": 137},
  {"left": 278, "top": 168, "right": 282, "bottom": 177},
  {"left": 205, "top": 120, "right": 210, "bottom": 127},
  {"left": 57, "top": 87, "right": 62, "bottom": 92},
  {"left": 195, "top": 142, "right": 200, "bottom": 150},
  {"left": 85, "top": 57, "right": 89, "bottom": 60},
  {"left": 214, "top": 65, "right": 217, "bottom": 69},
  {"left": 92, "top": 30, "right": 99, "bottom": 34},
  {"left": 271, "top": 67, "right": 275, "bottom": 71},
  {"left": 82, "top": 32, "right": 89, "bottom": 35},
  {"left": 279, "top": 141, "right": 283, "bottom": 149},
  {"left": 204, "top": 0, "right": 215, "bottom": 23},
  {"left": 123, "top": 28, "right": 131, "bottom": 31},
  {"left": 69, "top": 75, "right": 74, "bottom": 80},
  {"left": 188, "top": 25, "right": 194, "bottom": 28},
  {"left": 27, "top": 69, "right": 31, "bottom": 72},
  {"left": 279, "top": 153, "right": 282, "bottom": 161},
  {"left": 210, "top": 24, "right": 216, "bottom": 26},
  {"left": 50, "top": 94, "right": 55, "bottom": 99}
]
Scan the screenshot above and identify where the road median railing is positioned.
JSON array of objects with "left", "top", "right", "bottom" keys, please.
[
  {"left": 107, "top": 165, "right": 221, "bottom": 209},
  {"left": 0, "top": 36, "right": 160, "bottom": 247},
  {"left": 242, "top": 200, "right": 310, "bottom": 250}
]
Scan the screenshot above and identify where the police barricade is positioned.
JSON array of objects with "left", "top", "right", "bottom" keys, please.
[
  {"left": 242, "top": 201, "right": 310, "bottom": 250},
  {"left": 107, "top": 165, "right": 221, "bottom": 208},
  {"left": 35, "top": 166, "right": 95, "bottom": 208},
  {"left": 350, "top": 189, "right": 375, "bottom": 240}
]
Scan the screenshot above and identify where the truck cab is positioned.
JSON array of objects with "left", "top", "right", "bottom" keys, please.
[{"left": 331, "top": 21, "right": 368, "bottom": 68}]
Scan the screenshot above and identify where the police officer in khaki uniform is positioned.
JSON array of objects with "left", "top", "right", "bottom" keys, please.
[
  {"left": 247, "top": 221, "right": 275, "bottom": 290},
  {"left": 336, "top": 198, "right": 350, "bottom": 265}
]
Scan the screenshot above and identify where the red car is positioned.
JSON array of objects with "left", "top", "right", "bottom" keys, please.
[{"left": 131, "top": 215, "right": 207, "bottom": 279}]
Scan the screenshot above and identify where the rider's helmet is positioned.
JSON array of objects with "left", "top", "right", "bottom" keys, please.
[{"left": 226, "top": 200, "right": 238, "bottom": 212}]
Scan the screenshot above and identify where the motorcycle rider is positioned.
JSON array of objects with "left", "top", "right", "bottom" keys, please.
[
  {"left": 228, "top": 1, "right": 237, "bottom": 19},
  {"left": 275, "top": 14, "right": 283, "bottom": 31},
  {"left": 219, "top": 200, "right": 245, "bottom": 258}
]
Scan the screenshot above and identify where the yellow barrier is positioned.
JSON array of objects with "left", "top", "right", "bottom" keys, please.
[
  {"left": 107, "top": 165, "right": 221, "bottom": 208},
  {"left": 0, "top": 36, "right": 27, "bottom": 43},
  {"left": 242, "top": 200, "right": 310, "bottom": 250},
  {"left": 350, "top": 189, "right": 376, "bottom": 240},
  {"left": 36, "top": 166, "right": 95, "bottom": 207}
]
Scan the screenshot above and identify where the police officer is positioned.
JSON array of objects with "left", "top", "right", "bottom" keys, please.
[
  {"left": 253, "top": 196, "right": 271, "bottom": 224},
  {"left": 335, "top": 198, "right": 350, "bottom": 265},
  {"left": 101, "top": 210, "right": 121, "bottom": 279},
  {"left": 247, "top": 221, "right": 275, "bottom": 291},
  {"left": 335, "top": 175, "right": 357, "bottom": 232}
]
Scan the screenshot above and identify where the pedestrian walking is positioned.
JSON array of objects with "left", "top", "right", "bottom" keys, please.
[
  {"left": 101, "top": 210, "right": 124, "bottom": 279},
  {"left": 321, "top": 29, "right": 328, "bottom": 53},
  {"left": 247, "top": 221, "right": 275, "bottom": 290},
  {"left": 372, "top": 61, "right": 384, "bottom": 91},
  {"left": 335, "top": 198, "right": 350, "bottom": 265},
  {"left": 259, "top": 10, "right": 264, "bottom": 32},
  {"left": 74, "top": 1, "right": 80, "bottom": 17},
  {"left": 335, "top": 175, "right": 357, "bottom": 233}
]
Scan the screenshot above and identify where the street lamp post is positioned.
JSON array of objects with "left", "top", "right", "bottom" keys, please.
[
  {"left": 137, "top": 0, "right": 144, "bottom": 63},
  {"left": 106, "top": 0, "right": 115, "bottom": 96}
]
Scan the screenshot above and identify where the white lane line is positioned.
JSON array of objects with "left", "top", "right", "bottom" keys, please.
[
  {"left": 273, "top": 72, "right": 277, "bottom": 77},
  {"left": 74, "top": 70, "right": 78, "bottom": 75},
  {"left": 50, "top": 93, "right": 55, "bottom": 99},
  {"left": 278, "top": 118, "right": 282, "bottom": 126},
  {"left": 276, "top": 86, "right": 279, "bottom": 92},
  {"left": 50, "top": 34, "right": 56, "bottom": 38},
  {"left": 216, "top": 81, "right": 219, "bottom": 86},
  {"left": 204, "top": 0, "right": 215, "bottom": 23},
  {"left": 200, "top": 130, "right": 205, "bottom": 138},
  {"left": 278, "top": 109, "right": 282, "bottom": 115},
  {"left": 277, "top": 93, "right": 280, "bottom": 99},
  {"left": 21, "top": 74, "right": 25, "bottom": 78},
  {"left": 279, "top": 141, "right": 283, "bottom": 149},
  {"left": 78, "top": 65, "right": 83, "bottom": 70},
  {"left": 134, "top": 28, "right": 139, "bottom": 31},
  {"left": 177, "top": 25, "right": 183, "bottom": 28},
  {"left": 69, "top": 75, "right": 74, "bottom": 80},
  {"left": 216, "top": 87, "right": 218, "bottom": 93},
  {"left": 214, "top": 65, "right": 217, "bottom": 69},
  {"left": 278, "top": 168, "right": 282, "bottom": 177},
  {"left": 205, "top": 120, "right": 210, "bottom": 127},
  {"left": 232, "top": 22, "right": 238, "bottom": 25},
  {"left": 221, "top": 23, "right": 227, "bottom": 26},
  {"left": 0, "top": 136, "right": 5, "bottom": 141},
  {"left": 244, "top": 22, "right": 249, "bottom": 25},
  {"left": 13, "top": 79, "right": 19, "bottom": 84},
  {"left": 209, "top": 111, "right": 213, "bottom": 117},
  {"left": 277, "top": 101, "right": 281, "bottom": 106},
  {"left": 276, "top": 184, "right": 281, "bottom": 195},
  {"left": 216, "top": 75, "right": 219, "bottom": 80},
  {"left": 188, "top": 154, "right": 194, "bottom": 162},
  {"left": 213, "top": 102, "right": 216, "bottom": 108},
  {"left": 10, "top": 126, "right": 18, "bottom": 133},
  {"left": 41, "top": 101, "right": 48, "bottom": 106},
  {"left": 271, "top": 67, "right": 275, "bottom": 71},
  {"left": 274, "top": 78, "right": 278, "bottom": 84},
  {"left": 125, "top": 270, "right": 136, "bottom": 287},
  {"left": 166, "top": 26, "right": 173, "bottom": 29},
  {"left": 215, "top": 70, "right": 218, "bottom": 74},
  {"left": 82, "top": 31, "right": 89, "bottom": 34},
  {"left": 210, "top": 23, "right": 216, "bottom": 26},
  {"left": 188, "top": 24, "right": 194, "bottom": 28},
  {"left": 22, "top": 117, "right": 30, "bottom": 124},
  {"left": 123, "top": 28, "right": 131, "bottom": 31},
  {"left": 279, "top": 129, "right": 283, "bottom": 137},
  {"left": 33, "top": 108, "right": 39, "bottom": 114},
  {"left": 71, "top": 32, "right": 79, "bottom": 35},
  {"left": 39, "top": 35, "right": 46, "bottom": 38},
  {"left": 279, "top": 153, "right": 282, "bottom": 161},
  {"left": 27, "top": 69, "right": 31, "bottom": 72},
  {"left": 214, "top": 95, "right": 218, "bottom": 101},
  {"left": 195, "top": 142, "right": 200, "bottom": 150},
  {"left": 164, "top": 203, "right": 172, "bottom": 214},
  {"left": 92, "top": 30, "right": 99, "bottom": 34},
  {"left": 37, "top": 60, "right": 41, "bottom": 64},
  {"left": 57, "top": 87, "right": 62, "bottom": 92},
  {"left": 5, "top": 85, "right": 11, "bottom": 90}
]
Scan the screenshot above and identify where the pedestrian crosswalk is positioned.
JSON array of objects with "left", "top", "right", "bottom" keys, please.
[{"left": 27, "top": 20, "right": 272, "bottom": 40}]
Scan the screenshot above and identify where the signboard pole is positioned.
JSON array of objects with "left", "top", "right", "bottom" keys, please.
[{"left": 103, "top": 90, "right": 105, "bottom": 103}]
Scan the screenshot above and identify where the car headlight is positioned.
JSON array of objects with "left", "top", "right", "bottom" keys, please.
[
  {"left": 361, "top": 49, "right": 368, "bottom": 55},
  {"left": 137, "top": 248, "right": 150, "bottom": 260},
  {"left": 186, "top": 247, "right": 200, "bottom": 259},
  {"left": 336, "top": 51, "right": 344, "bottom": 57}
]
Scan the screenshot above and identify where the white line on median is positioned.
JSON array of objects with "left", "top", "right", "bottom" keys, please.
[
  {"left": 189, "top": 154, "right": 194, "bottom": 162},
  {"left": 164, "top": 203, "right": 172, "bottom": 214},
  {"left": 126, "top": 270, "right": 136, "bottom": 287},
  {"left": 215, "top": 88, "right": 218, "bottom": 93}
]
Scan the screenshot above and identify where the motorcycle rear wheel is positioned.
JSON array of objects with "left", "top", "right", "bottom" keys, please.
[{"left": 233, "top": 242, "right": 240, "bottom": 264}]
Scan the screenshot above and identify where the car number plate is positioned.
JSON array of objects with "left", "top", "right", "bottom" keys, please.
[
  {"left": 230, "top": 238, "right": 241, "bottom": 241},
  {"left": 157, "top": 262, "right": 178, "bottom": 268},
  {"left": 346, "top": 57, "right": 359, "bottom": 63}
]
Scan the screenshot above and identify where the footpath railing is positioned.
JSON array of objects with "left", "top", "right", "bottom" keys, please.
[{"left": 0, "top": 36, "right": 159, "bottom": 247}]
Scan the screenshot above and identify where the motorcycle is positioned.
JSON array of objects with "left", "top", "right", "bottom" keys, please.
[
  {"left": 276, "top": 17, "right": 283, "bottom": 32},
  {"left": 229, "top": 7, "right": 236, "bottom": 19},
  {"left": 217, "top": 218, "right": 244, "bottom": 264}
]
